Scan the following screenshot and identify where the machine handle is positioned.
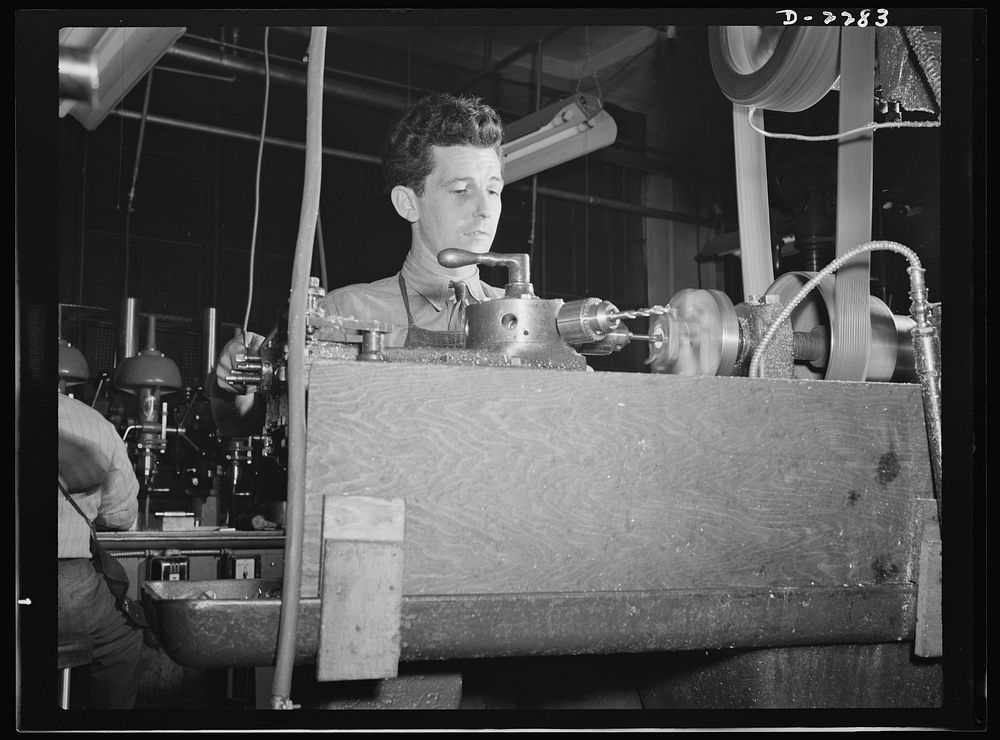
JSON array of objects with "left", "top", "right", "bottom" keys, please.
[{"left": 438, "top": 248, "right": 531, "bottom": 288}]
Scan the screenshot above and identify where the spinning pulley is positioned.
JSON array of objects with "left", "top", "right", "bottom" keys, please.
[
  {"left": 646, "top": 280, "right": 915, "bottom": 383},
  {"left": 708, "top": 23, "right": 883, "bottom": 381}
]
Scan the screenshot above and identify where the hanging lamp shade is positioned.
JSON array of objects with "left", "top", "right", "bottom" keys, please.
[
  {"left": 114, "top": 314, "right": 182, "bottom": 394},
  {"left": 58, "top": 338, "right": 90, "bottom": 383}
]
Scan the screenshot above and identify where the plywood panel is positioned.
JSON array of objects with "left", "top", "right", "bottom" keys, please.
[{"left": 303, "top": 360, "right": 933, "bottom": 598}]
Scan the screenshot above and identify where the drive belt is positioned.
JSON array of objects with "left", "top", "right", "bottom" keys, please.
[
  {"left": 709, "top": 26, "right": 840, "bottom": 300},
  {"left": 827, "top": 28, "right": 875, "bottom": 380},
  {"left": 709, "top": 25, "right": 876, "bottom": 380}
]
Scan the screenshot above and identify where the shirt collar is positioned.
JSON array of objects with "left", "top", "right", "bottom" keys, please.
[{"left": 400, "top": 250, "right": 489, "bottom": 311}]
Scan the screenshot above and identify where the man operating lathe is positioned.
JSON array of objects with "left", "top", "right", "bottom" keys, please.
[{"left": 210, "top": 92, "right": 507, "bottom": 434}]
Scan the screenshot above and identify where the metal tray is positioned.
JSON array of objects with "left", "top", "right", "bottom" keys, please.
[
  {"left": 142, "top": 579, "right": 321, "bottom": 667},
  {"left": 142, "top": 578, "right": 916, "bottom": 669}
]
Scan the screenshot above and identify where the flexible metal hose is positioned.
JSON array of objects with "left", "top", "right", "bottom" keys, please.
[{"left": 750, "top": 241, "right": 942, "bottom": 519}]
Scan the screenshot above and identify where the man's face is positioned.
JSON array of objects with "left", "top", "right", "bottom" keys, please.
[{"left": 412, "top": 144, "right": 503, "bottom": 259}]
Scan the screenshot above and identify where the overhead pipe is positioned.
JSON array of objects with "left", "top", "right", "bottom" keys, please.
[
  {"left": 111, "top": 108, "right": 706, "bottom": 228},
  {"left": 452, "top": 26, "right": 574, "bottom": 93},
  {"left": 275, "top": 25, "right": 528, "bottom": 92},
  {"left": 111, "top": 108, "right": 381, "bottom": 167},
  {"left": 185, "top": 30, "right": 435, "bottom": 97},
  {"left": 170, "top": 30, "right": 699, "bottom": 174},
  {"left": 163, "top": 42, "right": 406, "bottom": 113},
  {"left": 527, "top": 185, "right": 716, "bottom": 228},
  {"left": 158, "top": 43, "right": 695, "bottom": 182}
]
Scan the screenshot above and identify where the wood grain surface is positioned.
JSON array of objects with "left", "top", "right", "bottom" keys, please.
[
  {"left": 316, "top": 496, "right": 404, "bottom": 681},
  {"left": 301, "top": 360, "right": 933, "bottom": 598}
]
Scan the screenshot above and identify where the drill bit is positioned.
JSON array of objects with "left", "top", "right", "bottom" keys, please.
[{"left": 605, "top": 304, "right": 671, "bottom": 322}]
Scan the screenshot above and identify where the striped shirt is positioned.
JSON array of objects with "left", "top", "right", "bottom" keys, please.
[{"left": 58, "top": 393, "right": 139, "bottom": 558}]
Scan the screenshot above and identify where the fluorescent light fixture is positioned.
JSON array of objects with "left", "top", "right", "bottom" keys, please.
[
  {"left": 59, "top": 27, "right": 186, "bottom": 130},
  {"left": 502, "top": 93, "right": 618, "bottom": 184}
]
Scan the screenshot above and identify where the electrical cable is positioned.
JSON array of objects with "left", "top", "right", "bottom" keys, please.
[{"left": 242, "top": 27, "right": 271, "bottom": 344}]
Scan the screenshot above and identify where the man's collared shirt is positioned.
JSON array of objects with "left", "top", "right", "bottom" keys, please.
[
  {"left": 323, "top": 250, "right": 505, "bottom": 346},
  {"left": 58, "top": 393, "right": 139, "bottom": 558}
]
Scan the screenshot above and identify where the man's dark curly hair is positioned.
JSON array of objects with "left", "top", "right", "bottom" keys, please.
[{"left": 382, "top": 93, "right": 505, "bottom": 196}]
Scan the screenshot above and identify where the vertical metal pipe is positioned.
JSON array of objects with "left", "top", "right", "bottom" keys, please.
[
  {"left": 271, "top": 25, "right": 326, "bottom": 711},
  {"left": 144, "top": 314, "right": 158, "bottom": 351},
  {"left": 202, "top": 307, "right": 218, "bottom": 380},
  {"left": 120, "top": 297, "right": 139, "bottom": 361}
]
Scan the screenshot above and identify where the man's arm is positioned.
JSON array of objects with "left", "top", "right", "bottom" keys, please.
[
  {"left": 94, "top": 433, "right": 139, "bottom": 531},
  {"left": 58, "top": 394, "right": 139, "bottom": 531},
  {"left": 318, "top": 291, "right": 355, "bottom": 343}
]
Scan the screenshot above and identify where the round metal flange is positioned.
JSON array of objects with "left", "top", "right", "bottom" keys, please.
[
  {"left": 767, "top": 272, "right": 916, "bottom": 382},
  {"left": 866, "top": 295, "right": 916, "bottom": 382},
  {"left": 768, "top": 271, "right": 835, "bottom": 380},
  {"left": 649, "top": 289, "right": 741, "bottom": 377}
]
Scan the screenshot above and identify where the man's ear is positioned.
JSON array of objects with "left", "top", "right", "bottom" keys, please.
[{"left": 390, "top": 185, "right": 419, "bottom": 223}]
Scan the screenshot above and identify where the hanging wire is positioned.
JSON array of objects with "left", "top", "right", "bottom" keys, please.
[
  {"left": 115, "top": 28, "right": 126, "bottom": 212},
  {"left": 406, "top": 30, "right": 412, "bottom": 108},
  {"left": 527, "top": 36, "right": 543, "bottom": 260},
  {"left": 574, "top": 26, "right": 604, "bottom": 102},
  {"left": 578, "top": 42, "right": 657, "bottom": 101},
  {"left": 573, "top": 28, "right": 598, "bottom": 295},
  {"left": 123, "top": 68, "right": 155, "bottom": 300},
  {"left": 588, "top": 31, "right": 603, "bottom": 102},
  {"left": 242, "top": 26, "right": 271, "bottom": 343}
]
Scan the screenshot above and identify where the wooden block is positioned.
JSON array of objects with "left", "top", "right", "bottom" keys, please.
[
  {"left": 914, "top": 515, "right": 943, "bottom": 658},
  {"left": 316, "top": 496, "right": 404, "bottom": 682},
  {"left": 303, "top": 361, "right": 933, "bottom": 600}
]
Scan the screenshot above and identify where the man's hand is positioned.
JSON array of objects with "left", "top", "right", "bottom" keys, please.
[{"left": 215, "top": 329, "right": 265, "bottom": 395}]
